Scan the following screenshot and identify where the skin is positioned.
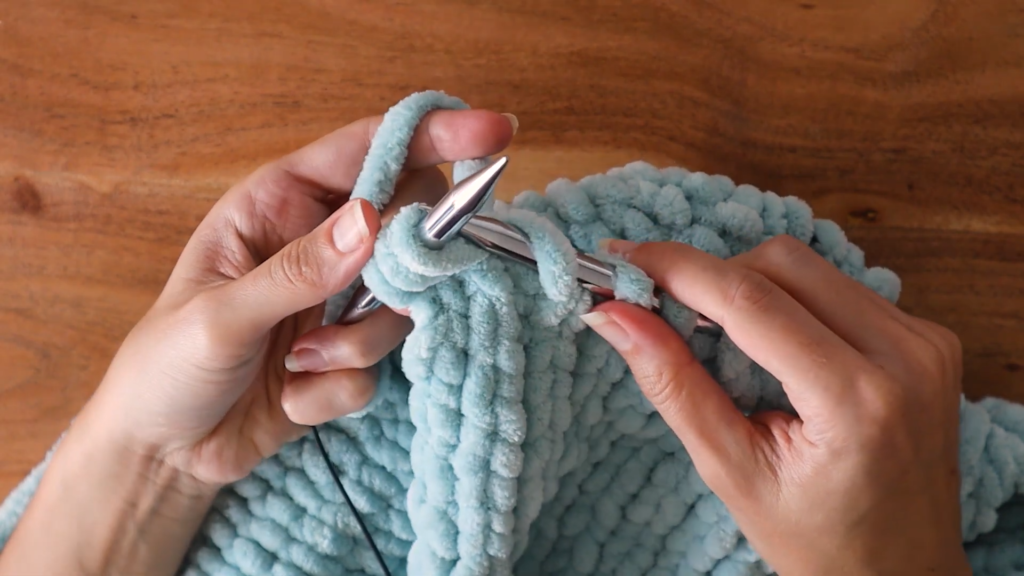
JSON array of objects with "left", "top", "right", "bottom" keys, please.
[
  {"left": 583, "top": 239, "right": 970, "bottom": 576},
  {"left": 0, "top": 110, "right": 971, "bottom": 576}
]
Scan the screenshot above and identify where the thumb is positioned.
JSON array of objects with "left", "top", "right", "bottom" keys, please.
[
  {"left": 218, "top": 199, "right": 381, "bottom": 337},
  {"left": 582, "top": 301, "right": 758, "bottom": 496}
]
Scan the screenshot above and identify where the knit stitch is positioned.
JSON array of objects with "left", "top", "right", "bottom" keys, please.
[{"left": 2, "top": 91, "right": 1024, "bottom": 575}]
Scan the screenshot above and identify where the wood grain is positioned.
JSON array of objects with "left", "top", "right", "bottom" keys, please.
[{"left": 2, "top": 0, "right": 1023, "bottom": 498}]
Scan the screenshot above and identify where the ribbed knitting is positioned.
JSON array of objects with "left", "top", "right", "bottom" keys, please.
[{"left": 2, "top": 91, "right": 1023, "bottom": 575}]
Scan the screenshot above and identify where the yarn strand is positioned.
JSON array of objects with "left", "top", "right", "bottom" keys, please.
[{"left": 311, "top": 425, "right": 393, "bottom": 576}]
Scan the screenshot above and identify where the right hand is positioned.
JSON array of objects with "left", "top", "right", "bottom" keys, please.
[{"left": 583, "top": 237, "right": 970, "bottom": 576}]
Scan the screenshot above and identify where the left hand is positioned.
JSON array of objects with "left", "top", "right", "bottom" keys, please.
[
  {"left": 80, "top": 109, "right": 516, "bottom": 487},
  {"left": 0, "top": 109, "right": 516, "bottom": 576}
]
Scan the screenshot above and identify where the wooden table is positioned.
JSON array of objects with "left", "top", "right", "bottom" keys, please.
[{"left": 2, "top": 1, "right": 1023, "bottom": 498}]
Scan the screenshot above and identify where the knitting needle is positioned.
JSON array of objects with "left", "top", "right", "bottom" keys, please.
[
  {"left": 336, "top": 156, "right": 509, "bottom": 324},
  {"left": 459, "top": 216, "right": 723, "bottom": 335},
  {"left": 337, "top": 156, "right": 721, "bottom": 335}
]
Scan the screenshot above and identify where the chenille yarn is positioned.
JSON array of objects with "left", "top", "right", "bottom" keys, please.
[{"left": 3, "top": 90, "right": 1024, "bottom": 575}]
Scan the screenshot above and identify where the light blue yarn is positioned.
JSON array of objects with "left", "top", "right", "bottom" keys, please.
[{"left": 2, "top": 90, "right": 1024, "bottom": 575}]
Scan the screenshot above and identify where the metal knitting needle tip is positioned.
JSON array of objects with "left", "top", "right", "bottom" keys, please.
[
  {"left": 419, "top": 157, "right": 508, "bottom": 249},
  {"left": 460, "top": 216, "right": 724, "bottom": 335},
  {"left": 336, "top": 156, "right": 509, "bottom": 325}
]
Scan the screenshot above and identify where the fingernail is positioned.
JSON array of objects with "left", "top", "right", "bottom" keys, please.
[
  {"left": 579, "top": 311, "right": 633, "bottom": 351},
  {"left": 333, "top": 201, "right": 370, "bottom": 253},
  {"left": 598, "top": 238, "right": 639, "bottom": 256},
  {"left": 502, "top": 113, "right": 519, "bottom": 136},
  {"left": 284, "top": 348, "right": 329, "bottom": 373}
]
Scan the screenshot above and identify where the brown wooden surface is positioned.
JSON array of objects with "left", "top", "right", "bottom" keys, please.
[{"left": 2, "top": 0, "right": 1023, "bottom": 498}]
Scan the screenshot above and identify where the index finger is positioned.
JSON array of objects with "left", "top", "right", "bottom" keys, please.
[
  {"left": 194, "top": 109, "right": 515, "bottom": 270},
  {"left": 275, "top": 109, "right": 516, "bottom": 198},
  {"left": 610, "top": 240, "right": 874, "bottom": 418}
]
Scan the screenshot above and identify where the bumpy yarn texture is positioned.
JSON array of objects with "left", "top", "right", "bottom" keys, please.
[{"left": 3, "top": 91, "right": 1024, "bottom": 575}]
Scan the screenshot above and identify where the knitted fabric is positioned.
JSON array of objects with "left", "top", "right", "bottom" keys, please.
[{"left": 3, "top": 90, "right": 1024, "bottom": 575}]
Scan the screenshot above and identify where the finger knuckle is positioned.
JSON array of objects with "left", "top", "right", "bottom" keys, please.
[
  {"left": 724, "top": 270, "right": 778, "bottom": 317},
  {"left": 907, "top": 335, "right": 954, "bottom": 383},
  {"left": 340, "top": 370, "right": 377, "bottom": 413},
  {"left": 274, "top": 240, "right": 328, "bottom": 294},
  {"left": 757, "top": 234, "right": 809, "bottom": 264},
  {"left": 857, "top": 391, "right": 891, "bottom": 431},
  {"left": 343, "top": 340, "right": 379, "bottom": 370},
  {"left": 631, "top": 359, "right": 688, "bottom": 409},
  {"left": 279, "top": 389, "right": 308, "bottom": 425},
  {"left": 855, "top": 378, "right": 908, "bottom": 437},
  {"left": 906, "top": 319, "right": 964, "bottom": 387},
  {"left": 934, "top": 325, "right": 963, "bottom": 363}
]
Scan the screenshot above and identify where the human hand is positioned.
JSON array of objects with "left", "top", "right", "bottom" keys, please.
[
  {"left": 0, "top": 108, "right": 516, "bottom": 576},
  {"left": 79, "top": 109, "right": 516, "bottom": 488},
  {"left": 583, "top": 237, "right": 970, "bottom": 575}
]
